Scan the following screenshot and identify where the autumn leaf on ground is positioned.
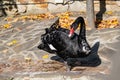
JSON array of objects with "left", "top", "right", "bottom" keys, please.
[
  {"left": 105, "top": 11, "right": 113, "bottom": 15},
  {"left": 3, "top": 24, "right": 12, "bottom": 29},
  {"left": 46, "top": 12, "right": 55, "bottom": 19},
  {"left": 7, "top": 40, "right": 18, "bottom": 46},
  {"left": 57, "top": 12, "right": 74, "bottom": 29},
  {"left": 57, "top": 12, "right": 91, "bottom": 30},
  {"left": 42, "top": 54, "right": 49, "bottom": 59},
  {"left": 97, "top": 18, "right": 119, "bottom": 29},
  {"left": 25, "top": 57, "right": 32, "bottom": 63},
  {"left": 14, "top": 12, "right": 55, "bottom": 22}
]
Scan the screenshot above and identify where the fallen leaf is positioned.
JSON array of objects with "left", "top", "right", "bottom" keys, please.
[
  {"left": 105, "top": 11, "right": 113, "bottom": 15},
  {"left": 3, "top": 24, "right": 12, "bottom": 29},
  {"left": 14, "top": 12, "right": 55, "bottom": 22},
  {"left": 42, "top": 54, "right": 49, "bottom": 59},
  {"left": 97, "top": 18, "right": 119, "bottom": 29},
  {"left": 25, "top": 57, "right": 32, "bottom": 62},
  {"left": 57, "top": 12, "right": 74, "bottom": 29},
  {"left": 7, "top": 40, "right": 18, "bottom": 46}
]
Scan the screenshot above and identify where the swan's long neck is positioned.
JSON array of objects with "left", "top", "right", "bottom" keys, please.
[{"left": 69, "top": 17, "right": 86, "bottom": 38}]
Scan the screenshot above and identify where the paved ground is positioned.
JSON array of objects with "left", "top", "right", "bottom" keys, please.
[{"left": 0, "top": 14, "right": 120, "bottom": 80}]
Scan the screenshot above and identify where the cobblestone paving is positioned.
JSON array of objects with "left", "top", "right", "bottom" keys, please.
[{"left": 0, "top": 16, "right": 120, "bottom": 80}]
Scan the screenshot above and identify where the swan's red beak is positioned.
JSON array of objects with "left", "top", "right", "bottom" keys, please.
[{"left": 68, "top": 28, "right": 74, "bottom": 37}]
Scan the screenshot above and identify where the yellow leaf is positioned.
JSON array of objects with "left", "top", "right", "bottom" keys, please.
[
  {"left": 7, "top": 40, "right": 18, "bottom": 46},
  {"left": 105, "top": 11, "right": 113, "bottom": 15},
  {"left": 97, "top": 18, "right": 119, "bottom": 29},
  {"left": 57, "top": 12, "right": 74, "bottom": 29},
  {"left": 42, "top": 54, "right": 49, "bottom": 59},
  {"left": 12, "top": 40, "right": 17, "bottom": 44},
  {"left": 3, "top": 24, "right": 11, "bottom": 29}
]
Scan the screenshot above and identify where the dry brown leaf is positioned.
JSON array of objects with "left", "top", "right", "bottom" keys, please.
[{"left": 25, "top": 57, "right": 32, "bottom": 63}]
